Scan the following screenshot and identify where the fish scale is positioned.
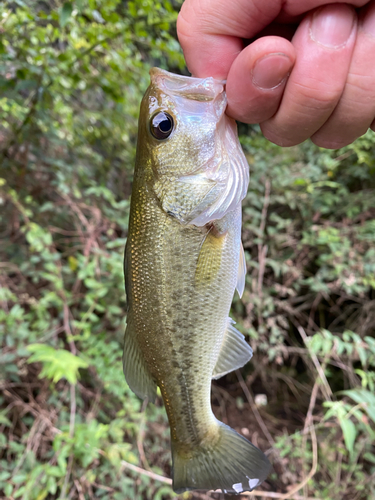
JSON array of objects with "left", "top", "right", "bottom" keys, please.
[{"left": 123, "top": 67, "right": 271, "bottom": 493}]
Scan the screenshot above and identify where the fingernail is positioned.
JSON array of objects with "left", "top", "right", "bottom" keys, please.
[
  {"left": 252, "top": 53, "right": 292, "bottom": 90},
  {"left": 360, "top": 3, "right": 375, "bottom": 36},
  {"left": 311, "top": 4, "right": 355, "bottom": 48}
]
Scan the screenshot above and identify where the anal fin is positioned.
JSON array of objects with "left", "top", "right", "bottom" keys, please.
[
  {"left": 212, "top": 318, "right": 253, "bottom": 379},
  {"left": 123, "top": 316, "right": 157, "bottom": 403}
]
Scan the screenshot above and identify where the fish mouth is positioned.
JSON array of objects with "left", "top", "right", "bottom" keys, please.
[{"left": 150, "top": 67, "right": 225, "bottom": 103}]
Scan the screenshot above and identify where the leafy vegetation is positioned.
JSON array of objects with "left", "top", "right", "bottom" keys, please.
[{"left": 1, "top": 1, "right": 374, "bottom": 499}]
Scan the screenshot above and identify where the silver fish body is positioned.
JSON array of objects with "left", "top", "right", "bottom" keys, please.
[{"left": 123, "top": 68, "right": 271, "bottom": 493}]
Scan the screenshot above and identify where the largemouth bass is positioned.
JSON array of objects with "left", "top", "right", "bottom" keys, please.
[{"left": 123, "top": 68, "right": 271, "bottom": 494}]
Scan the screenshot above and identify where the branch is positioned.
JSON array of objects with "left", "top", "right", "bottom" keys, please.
[
  {"left": 298, "top": 325, "right": 333, "bottom": 401},
  {"left": 120, "top": 460, "right": 172, "bottom": 485},
  {"left": 236, "top": 369, "right": 275, "bottom": 446}
]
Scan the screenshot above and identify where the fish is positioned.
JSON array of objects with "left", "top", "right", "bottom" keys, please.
[{"left": 123, "top": 67, "right": 271, "bottom": 494}]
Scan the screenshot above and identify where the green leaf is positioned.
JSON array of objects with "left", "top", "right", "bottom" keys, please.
[
  {"left": 339, "top": 418, "right": 356, "bottom": 455},
  {"left": 27, "top": 344, "right": 89, "bottom": 384},
  {"left": 0, "top": 471, "right": 11, "bottom": 481},
  {"left": 342, "top": 388, "right": 375, "bottom": 417},
  {"left": 12, "top": 473, "right": 27, "bottom": 484},
  {"left": 0, "top": 411, "right": 12, "bottom": 426},
  {"left": 4, "top": 484, "right": 13, "bottom": 497},
  {"left": 14, "top": 486, "right": 26, "bottom": 499},
  {"left": 60, "top": 2, "right": 73, "bottom": 27},
  {"left": 365, "top": 405, "right": 375, "bottom": 425}
]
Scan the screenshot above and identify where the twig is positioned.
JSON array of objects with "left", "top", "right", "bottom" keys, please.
[
  {"left": 61, "top": 455, "right": 74, "bottom": 500},
  {"left": 257, "top": 245, "right": 268, "bottom": 297},
  {"left": 272, "top": 422, "right": 318, "bottom": 500},
  {"left": 13, "top": 417, "right": 44, "bottom": 475},
  {"left": 119, "top": 462, "right": 323, "bottom": 500},
  {"left": 60, "top": 193, "right": 101, "bottom": 296},
  {"left": 257, "top": 179, "right": 271, "bottom": 326},
  {"left": 335, "top": 451, "right": 343, "bottom": 488},
  {"left": 120, "top": 460, "right": 172, "bottom": 485},
  {"left": 92, "top": 482, "right": 115, "bottom": 492},
  {"left": 63, "top": 301, "right": 76, "bottom": 352},
  {"left": 69, "top": 384, "right": 76, "bottom": 438},
  {"left": 259, "top": 179, "right": 271, "bottom": 240},
  {"left": 236, "top": 370, "right": 275, "bottom": 447},
  {"left": 301, "top": 379, "right": 319, "bottom": 498},
  {"left": 242, "top": 423, "right": 319, "bottom": 500},
  {"left": 60, "top": 384, "right": 77, "bottom": 499},
  {"left": 242, "top": 491, "right": 321, "bottom": 500},
  {"left": 3, "top": 390, "right": 61, "bottom": 435},
  {"left": 297, "top": 325, "right": 333, "bottom": 401},
  {"left": 307, "top": 293, "right": 322, "bottom": 332},
  {"left": 304, "top": 382, "right": 319, "bottom": 435},
  {"left": 137, "top": 399, "right": 151, "bottom": 471},
  {"left": 196, "top": 492, "right": 222, "bottom": 500},
  {"left": 74, "top": 479, "right": 85, "bottom": 500}
]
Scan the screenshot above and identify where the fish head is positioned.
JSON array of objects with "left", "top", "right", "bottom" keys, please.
[
  {"left": 139, "top": 68, "right": 226, "bottom": 177},
  {"left": 137, "top": 68, "right": 249, "bottom": 226}
]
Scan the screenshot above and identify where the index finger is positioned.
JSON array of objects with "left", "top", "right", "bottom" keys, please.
[
  {"left": 177, "top": 0, "right": 370, "bottom": 78},
  {"left": 177, "top": 0, "right": 279, "bottom": 78}
]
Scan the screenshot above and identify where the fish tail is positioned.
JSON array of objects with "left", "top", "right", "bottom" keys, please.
[{"left": 171, "top": 421, "right": 271, "bottom": 494}]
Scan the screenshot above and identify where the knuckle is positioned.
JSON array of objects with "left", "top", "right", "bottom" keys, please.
[
  {"left": 294, "top": 80, "right": 343, "bottom": 112},
  {"left": 346, "top": 72, "right": 375, "bottom": 98}
]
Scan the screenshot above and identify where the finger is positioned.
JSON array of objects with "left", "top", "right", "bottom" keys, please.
[
  {"left": 261, "top": 4, "right": 358, "bottom": 147},
  {"left": 177, "top": 0, "right": 369, "bottom": 79},
  {"left": 312, "top": 1, "right": 375, "bottom": 148},
  {"left": 284, "top": 0, "right": 368, "bottom": 16},
  {"left": 177, "top": 0, "right": 280, "bottom": 79},
  {"left": 225, "top": 37, "right": 295, "bottom": 123}
]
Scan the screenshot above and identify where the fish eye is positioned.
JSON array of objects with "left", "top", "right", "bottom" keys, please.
[{"left": 150, "top": 111, "right": 174, "bottom": 140}]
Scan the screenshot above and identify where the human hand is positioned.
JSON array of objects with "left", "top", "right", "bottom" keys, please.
[{"left": 177, "top": 1, "right": 375, "bottom": 148}]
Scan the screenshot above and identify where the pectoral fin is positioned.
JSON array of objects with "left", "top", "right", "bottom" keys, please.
[
  {"left": 236, "top": 242, "right": 246, "bottom": 298},
  {"left": 123, "top": 316, "right": 157, "bottom": 403},
  {"left": 195, "top": 230, "right": 226, "bottom": 288},
  {"left": 212, "top": 319, "right": 253, "bottom": 379}
]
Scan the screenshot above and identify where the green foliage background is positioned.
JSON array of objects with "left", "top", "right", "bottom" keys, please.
[{"left": 0, "top": 1, "right": 374, "bottom": 499}]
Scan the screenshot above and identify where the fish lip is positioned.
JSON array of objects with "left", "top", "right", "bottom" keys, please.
[{"left": 149, "top": 67, "right": 226, "bottom": 102}]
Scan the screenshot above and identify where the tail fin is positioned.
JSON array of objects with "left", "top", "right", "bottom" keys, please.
[{"left": 172, "top": 422, "right": 271, "bottom": 494}]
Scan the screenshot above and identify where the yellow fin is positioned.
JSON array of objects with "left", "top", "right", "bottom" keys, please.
[{"left": 195, "top": 230, "right": 226, "bottom": 288}]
